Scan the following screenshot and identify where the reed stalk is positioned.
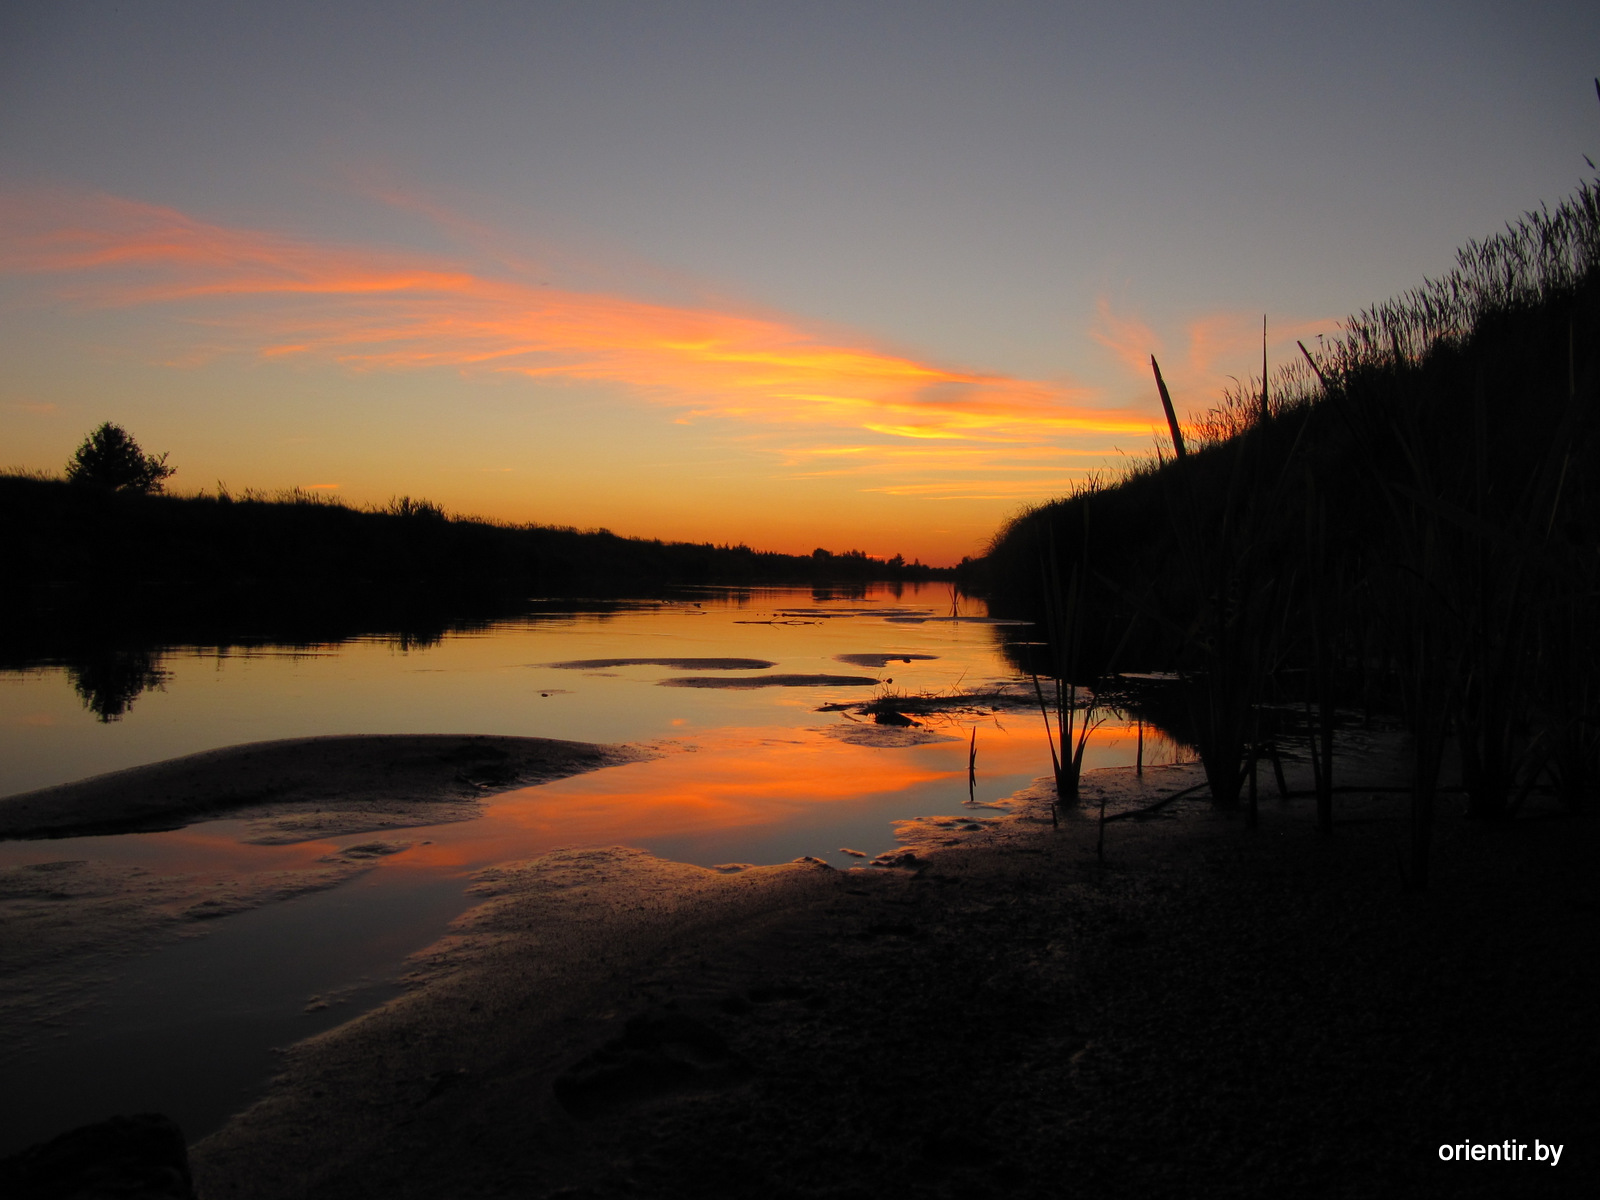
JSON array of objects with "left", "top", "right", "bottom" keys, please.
[{"left": 967, "top": 727, "right": 977, "bottom": 805}]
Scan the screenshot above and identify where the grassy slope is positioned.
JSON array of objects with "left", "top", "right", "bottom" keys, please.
[{"left": 981, "top": 180, "right": 1600, "bottom": 823}]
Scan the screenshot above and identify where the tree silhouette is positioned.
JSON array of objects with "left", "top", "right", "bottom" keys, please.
[{"left": 65, "top": 423, "right": 175, "bottom": 493}]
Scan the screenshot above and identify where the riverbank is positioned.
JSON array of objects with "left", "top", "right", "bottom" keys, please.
[
  {"left": 0, "top": 475, "right": 954, "bottom": 651},
  {"left": 187, "top": 759, "right": 1597, "bottom": 1199}
]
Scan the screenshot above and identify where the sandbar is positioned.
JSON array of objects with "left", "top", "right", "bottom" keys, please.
[
  {"left": 0, "top": 734, "right": 649, "bottom": 1075},
  {"left": 659, "top": 674, "right": 878, "bottom": 689},
  {"left": 833, "top": 652, "right": 939, "bottom": 668},
  {"left": 540, "top": 658, "right": 777, "bottom": 671},
  {"left": 0, "top": 734, "right": 651, "bottom": 842}
]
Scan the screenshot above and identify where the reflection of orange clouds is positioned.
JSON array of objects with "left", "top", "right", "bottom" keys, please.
[
  {"left": 120, "top": 825, "right": 342, "bottom": 873},
  {"left": 397, "top": 840, "right": 479, "bottom": 870},
  {"left": 71, "top": 718, "right": 1182, "bottom": 876},
  {"left": 353, "top": 734, "right": 961, "bottom": 867},
  {"left": 2, "top": 189, "right": 1147, "bottom": 453},
  {"left": 393, "top": 725, "right": 1084, "bottom": 864},
  {"left": 422, "top": 720, "right": 1170, "bottom": 856},
  {"left": 484, "top": 735, "right": 954, "bottom": 841}
]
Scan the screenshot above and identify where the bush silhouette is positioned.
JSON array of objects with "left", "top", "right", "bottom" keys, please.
[{"left": 65, "top": 423, "right": 175, "bottom": 493}]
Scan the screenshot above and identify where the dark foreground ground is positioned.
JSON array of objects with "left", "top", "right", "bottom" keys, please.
[{"left": 165, "top": 761, "right": 1598, "bottom": 1200}]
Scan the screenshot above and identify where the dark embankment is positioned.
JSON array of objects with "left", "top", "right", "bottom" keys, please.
[
  {"left": 0, "top": 478, "right": 948, "bottom": 665},
  {"left": 983, "top": 178, "right": 1600, "bottom": 868},
  {"left": 1, "top": 478, "right": 949, "bottom": 612}
]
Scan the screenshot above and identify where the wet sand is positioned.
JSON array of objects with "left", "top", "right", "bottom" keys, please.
[
  {"left": 0, "top": 736, "right": 651, "bottom": 1069},
  {"left": 185, "top": 746, "right": 1598, "bottom": 1199},
  {"left": 0, "top": 735, "right": 653, "bottom": 842}
]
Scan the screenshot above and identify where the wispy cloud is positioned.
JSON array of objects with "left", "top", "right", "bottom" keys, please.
[
  {"left": 12, "top": 189, "right": 1341, "bottom": 516},
  {"left": 1090, "top": 298, "right": 1164, "bottom": 377},
  {"left": 2, "top": 190, "right": 1151, "bottom": 463},
  {"left": 1092, "top": 296, "right": 1338, "bottom": 417},
  {"left": 774, "top": 441, "right": 1118, "bottom": 497}
]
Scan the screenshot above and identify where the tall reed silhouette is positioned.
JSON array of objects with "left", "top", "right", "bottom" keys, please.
[{"left": 985, "top": 170, "right": 1600, "bottom": 884}]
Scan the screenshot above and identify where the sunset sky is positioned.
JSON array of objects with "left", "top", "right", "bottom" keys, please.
[{"left": 2, "top": 1, "right": 1596, "bottom": 564}]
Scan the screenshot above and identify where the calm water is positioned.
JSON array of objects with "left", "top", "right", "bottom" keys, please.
[{"left": 0, "top": 585, "right": 1181, "bottom": 1152}]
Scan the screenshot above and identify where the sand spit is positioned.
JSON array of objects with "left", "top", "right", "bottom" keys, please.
[
  {"left": 833, "top": 652, "right": 939, "bottom": 668},
  {"left": 540, "top": 658, "right": 777, "bottom": 671},
  {"left": 190, "top": 752, "right": 1597, "bottom": 1199},
  {"left": 659, "top": 674, "right": 877, "bottom": 689},
  {"left": 0, "top": 735, "right": 653, "bottom": 842},
  {"left": 0, "top": 736, "right": 649, "bottom": 1066},
  {"left": 816, "top": 681, "right": 1040, "bottom": 724}
]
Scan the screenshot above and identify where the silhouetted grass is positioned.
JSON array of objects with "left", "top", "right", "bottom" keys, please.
[{"left": 981, "top": 176, "right": 1600, "bottom": 881}]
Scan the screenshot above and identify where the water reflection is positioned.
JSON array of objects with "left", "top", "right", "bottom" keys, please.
[
  {"left": 4, "top": 596, "right": 684, "bottom": 725},
  {"left": 2, "top": 586, "right": 1193, "bottom": 801},
  {"left": 66, "top": 648, "right": 172, "bottom": 722}
]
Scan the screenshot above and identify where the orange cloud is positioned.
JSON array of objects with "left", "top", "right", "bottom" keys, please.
[
  {"left": 1093, "top": 296, "right": 1339, "bottom": 420},
  {"left": 1090, "top": 297, "right": 1163, "bottom": 376},
  {"left": 777, "top": 441, "right": 1121, "bottom": 499},
  {"left": 2, "top": 189, "right": 1151, "bottom": 455}
]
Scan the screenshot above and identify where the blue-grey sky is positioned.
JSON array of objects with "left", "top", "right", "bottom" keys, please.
[{"left": 3, "top": 1, "right": 1596, "bottom": 561}]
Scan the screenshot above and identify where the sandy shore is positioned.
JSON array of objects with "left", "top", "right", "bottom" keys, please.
[
  {"left": 0, "top": 734, "right": 653, "bottom": 841},
  {"left": 184, "top": 750, "right": 1598, "bottom": 1199},
  {"left": 0, "top": 736, "right": 651, "bottom": 1065}
]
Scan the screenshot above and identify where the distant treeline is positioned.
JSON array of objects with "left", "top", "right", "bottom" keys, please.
[
  {"left": 982, "top": 177, "right": 1600, "bottom": 882},
  {"left": 1, "top": 475, "right": 949, "bottom": 652}
]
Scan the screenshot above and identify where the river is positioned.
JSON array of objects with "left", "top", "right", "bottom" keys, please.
[{"left": 0, "top": 584, "right": 1182, "bottom": 1153}]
